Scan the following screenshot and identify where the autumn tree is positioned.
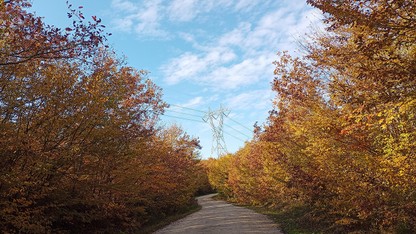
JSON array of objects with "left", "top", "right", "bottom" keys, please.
[
  {"left": 207, "top": 0, "right": 416, "bottom": 232},
  {"left": 0, "top": 1, "right": 202, "bottom": 232},
  {"left": 305, "top": 0, "right": 416, "bottom": 230}
]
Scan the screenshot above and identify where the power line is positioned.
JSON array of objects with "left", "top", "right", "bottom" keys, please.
[
  {"left": 170, "top": 104, "right": 254, "bottom": 134},
  {"left": 224, "top": 123, "right": 251, "bottom": 139},
  {"left": 162, "top": 114, "right": 205, "bottom": 123},
  {"left": 170, "top": 104, "right": 206, "bottom": 113},
  {"left": 165, "top": 109, "right": 204, "bottom": 119},
  {"left": 223, "top": 131, "right": 247, "bottom": 142},
  {"left": 226, "top": 116, "right": 253, "bottom": 132},
  {"left": 166, "top": 103, "right": 254, "bottom": 155},
  {"left": 203, "top": 106, "right": 230, "bottom": 158}
]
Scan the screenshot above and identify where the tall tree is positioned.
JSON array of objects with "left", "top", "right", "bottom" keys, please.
[{"left": 207, "top": 0, "right": 416, "bottom": 232}]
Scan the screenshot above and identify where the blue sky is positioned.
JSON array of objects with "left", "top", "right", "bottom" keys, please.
[{"left": 30, "top": 0, "right": 322, "bottom": 158}]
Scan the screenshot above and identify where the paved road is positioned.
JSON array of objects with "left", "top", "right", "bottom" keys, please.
[{"left": 154, "top": 194, "right": 283, "bottom": 234}]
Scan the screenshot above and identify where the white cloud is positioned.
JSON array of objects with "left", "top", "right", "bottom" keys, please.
[
  {"left": 160, "top": 1, "right": 323, "bottom": 89},
  {"left": 110, "top": 0, "right": 300, "bottom": 38},
  {"left": 168, "top": 0, "right": 198, "bottom": 22},
  {"left": 134, "top": 0, "right": 167, "bottom": 37},
  {"left": 226, "top": 89, "right": 273, "bottom": 111},
  {"left": 162, "top": 52, "right": 273, "bottom": 90},
  {"left": 240, "top": 7, "right": 299, "bottom": 52},
  {"left": 234, "top": 0, "right": 261, "bottom": 11},
  {"left": 111, "top": 0, "right": 168, "bottom": 38},
  {"left": 163, "top": 53, "right": 205, "bottom": 84},
  {"left": 218, "top": 22, "right": 251, "bottom": 47},
  {"left": 168, "top": 0, "right": 260, "bottom": 22},
  {"left": 181, "top": 96, "right": 203, "bottom": 108},
  {"left": 162, "top": 47, "right": 237, "bottom": 85},
  {"left": 205, "top": 55, "right": 274, "bottom": 89},
  {"left": 111, "top": 0, "right": 138, "bottom": 12},
  {"left": 112, "top": 17, "right": 134, "bottom": 32},
  {"left": 110, "top": 0, "right": 323, "bottom": 91}
]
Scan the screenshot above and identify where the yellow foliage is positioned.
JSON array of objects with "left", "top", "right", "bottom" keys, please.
[{"left": 207, "top": 0, "right": 416, "bottom": 232}]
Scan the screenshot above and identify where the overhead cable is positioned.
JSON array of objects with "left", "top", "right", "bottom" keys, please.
[
  {"left": 223, "top": 131, "right": 247, "bottom": 142},
  {"left": 162, "top": 114, "right": 205, "bottom": 123},
  {"left": 224, "top": 123, "right": 251, "bottom": 139},
  {"left": 165, "top": 109, "right": 204, "bottom": 119},
  {"left": 226, "top": 116, "right": 253, "bottom": 132},
  {"left": 169, "top": 104, "right": 206, "bottom": 113}
]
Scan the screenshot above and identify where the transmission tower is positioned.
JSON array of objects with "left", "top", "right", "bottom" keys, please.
[{"left": 203, "top": 105, "right": 230, "bottom": 158}]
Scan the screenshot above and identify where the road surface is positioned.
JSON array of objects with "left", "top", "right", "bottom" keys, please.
[{"left": 154, "top": 194, "right": 283, "bottom": 234}]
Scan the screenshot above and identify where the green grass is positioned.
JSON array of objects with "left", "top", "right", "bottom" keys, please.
[{"left": 137, "top": 204, "right": 201, "bottom": 234}]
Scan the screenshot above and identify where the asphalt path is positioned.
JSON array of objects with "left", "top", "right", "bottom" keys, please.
[{"left": 154, "top": 194, "right": 283, "bottom": 234}]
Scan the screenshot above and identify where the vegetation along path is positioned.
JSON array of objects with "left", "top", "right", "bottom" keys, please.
[{"left": 154, "top": 194, "right": 283, "bottom": 234}]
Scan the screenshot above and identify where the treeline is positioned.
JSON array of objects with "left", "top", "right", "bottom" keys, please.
[
  {"left": 207, "top": 0, "right": 415, "bottom": 233},
  {"left": 0, "top": 1, "right": 208, "bottom": 232}
]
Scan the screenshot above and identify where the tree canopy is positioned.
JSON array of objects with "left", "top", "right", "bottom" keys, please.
[
  {"left": 0, "top": 1, "right": 207, "bottom": 232},
  {"left": 206, "top": 0, "right": 416, "bottom": 232}
]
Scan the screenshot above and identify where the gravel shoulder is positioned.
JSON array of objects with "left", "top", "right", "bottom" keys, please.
[{"left": 154, "top": 194, "right": 283, "bottom": 234}]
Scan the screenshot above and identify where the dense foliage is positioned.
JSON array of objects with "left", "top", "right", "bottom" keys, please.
[
  {"left": 0, "top": 1, "right": 205, "bottom": 232},
  {"left": 207, "top": 0, "right": 416, "bottom": 232}
]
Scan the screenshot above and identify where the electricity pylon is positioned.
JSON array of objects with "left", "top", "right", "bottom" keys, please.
[{"left": 203, "top": 105, "right": 230, "bottom": 158}]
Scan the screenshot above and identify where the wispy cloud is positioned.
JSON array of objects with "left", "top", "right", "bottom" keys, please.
[
  {"left": 109, "top": 0, "right": 303, "bottom": 38},
  {"left": 133, "top": 0, "right": 167, "bottom": 37},
  {"left": 234, "top": 0, "right": 263, "bottom": 11},
  {"left": 162, "top": 47, "right": 237, "bottom": 85},
  {"left": 111, "top": 0, "right": 138, "bottom": 13},
  {"left": 168, "top": 0, "right": 198, "bottom": 22},
  {"left": 111, "top": 0, "right": 168, "bottom": 38},
  {"left": 181, "top": 96, "right": 204, "bottom": 108},
  {"left": 202, "top": 55, "right": 274, "bottom": 89},
  {"left": 167, "top": 0, "right": 264, "bottom": 22},
  {"left": 112, "top": 17, "right": 134, "bottom": 32},
  {"left": 226, "top": 89, "right": 273, "bottom": 111},
  {"left": 160, "top": 0, "right": 322, "bottom": 90}
]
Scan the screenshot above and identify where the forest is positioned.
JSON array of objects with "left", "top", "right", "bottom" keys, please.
[
  {"left": 0, "top": 0, "right": 211, "bottom": 232},
  {"left": 207, "top": 0, "right": 416, "bottom": 233},
  {"left": 1, "top": 0, "right": 415, "bottom": 233}
]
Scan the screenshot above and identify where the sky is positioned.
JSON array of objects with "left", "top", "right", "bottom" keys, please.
[{"left": 30, "top": 0, "right": 323, "bottom": 158}]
